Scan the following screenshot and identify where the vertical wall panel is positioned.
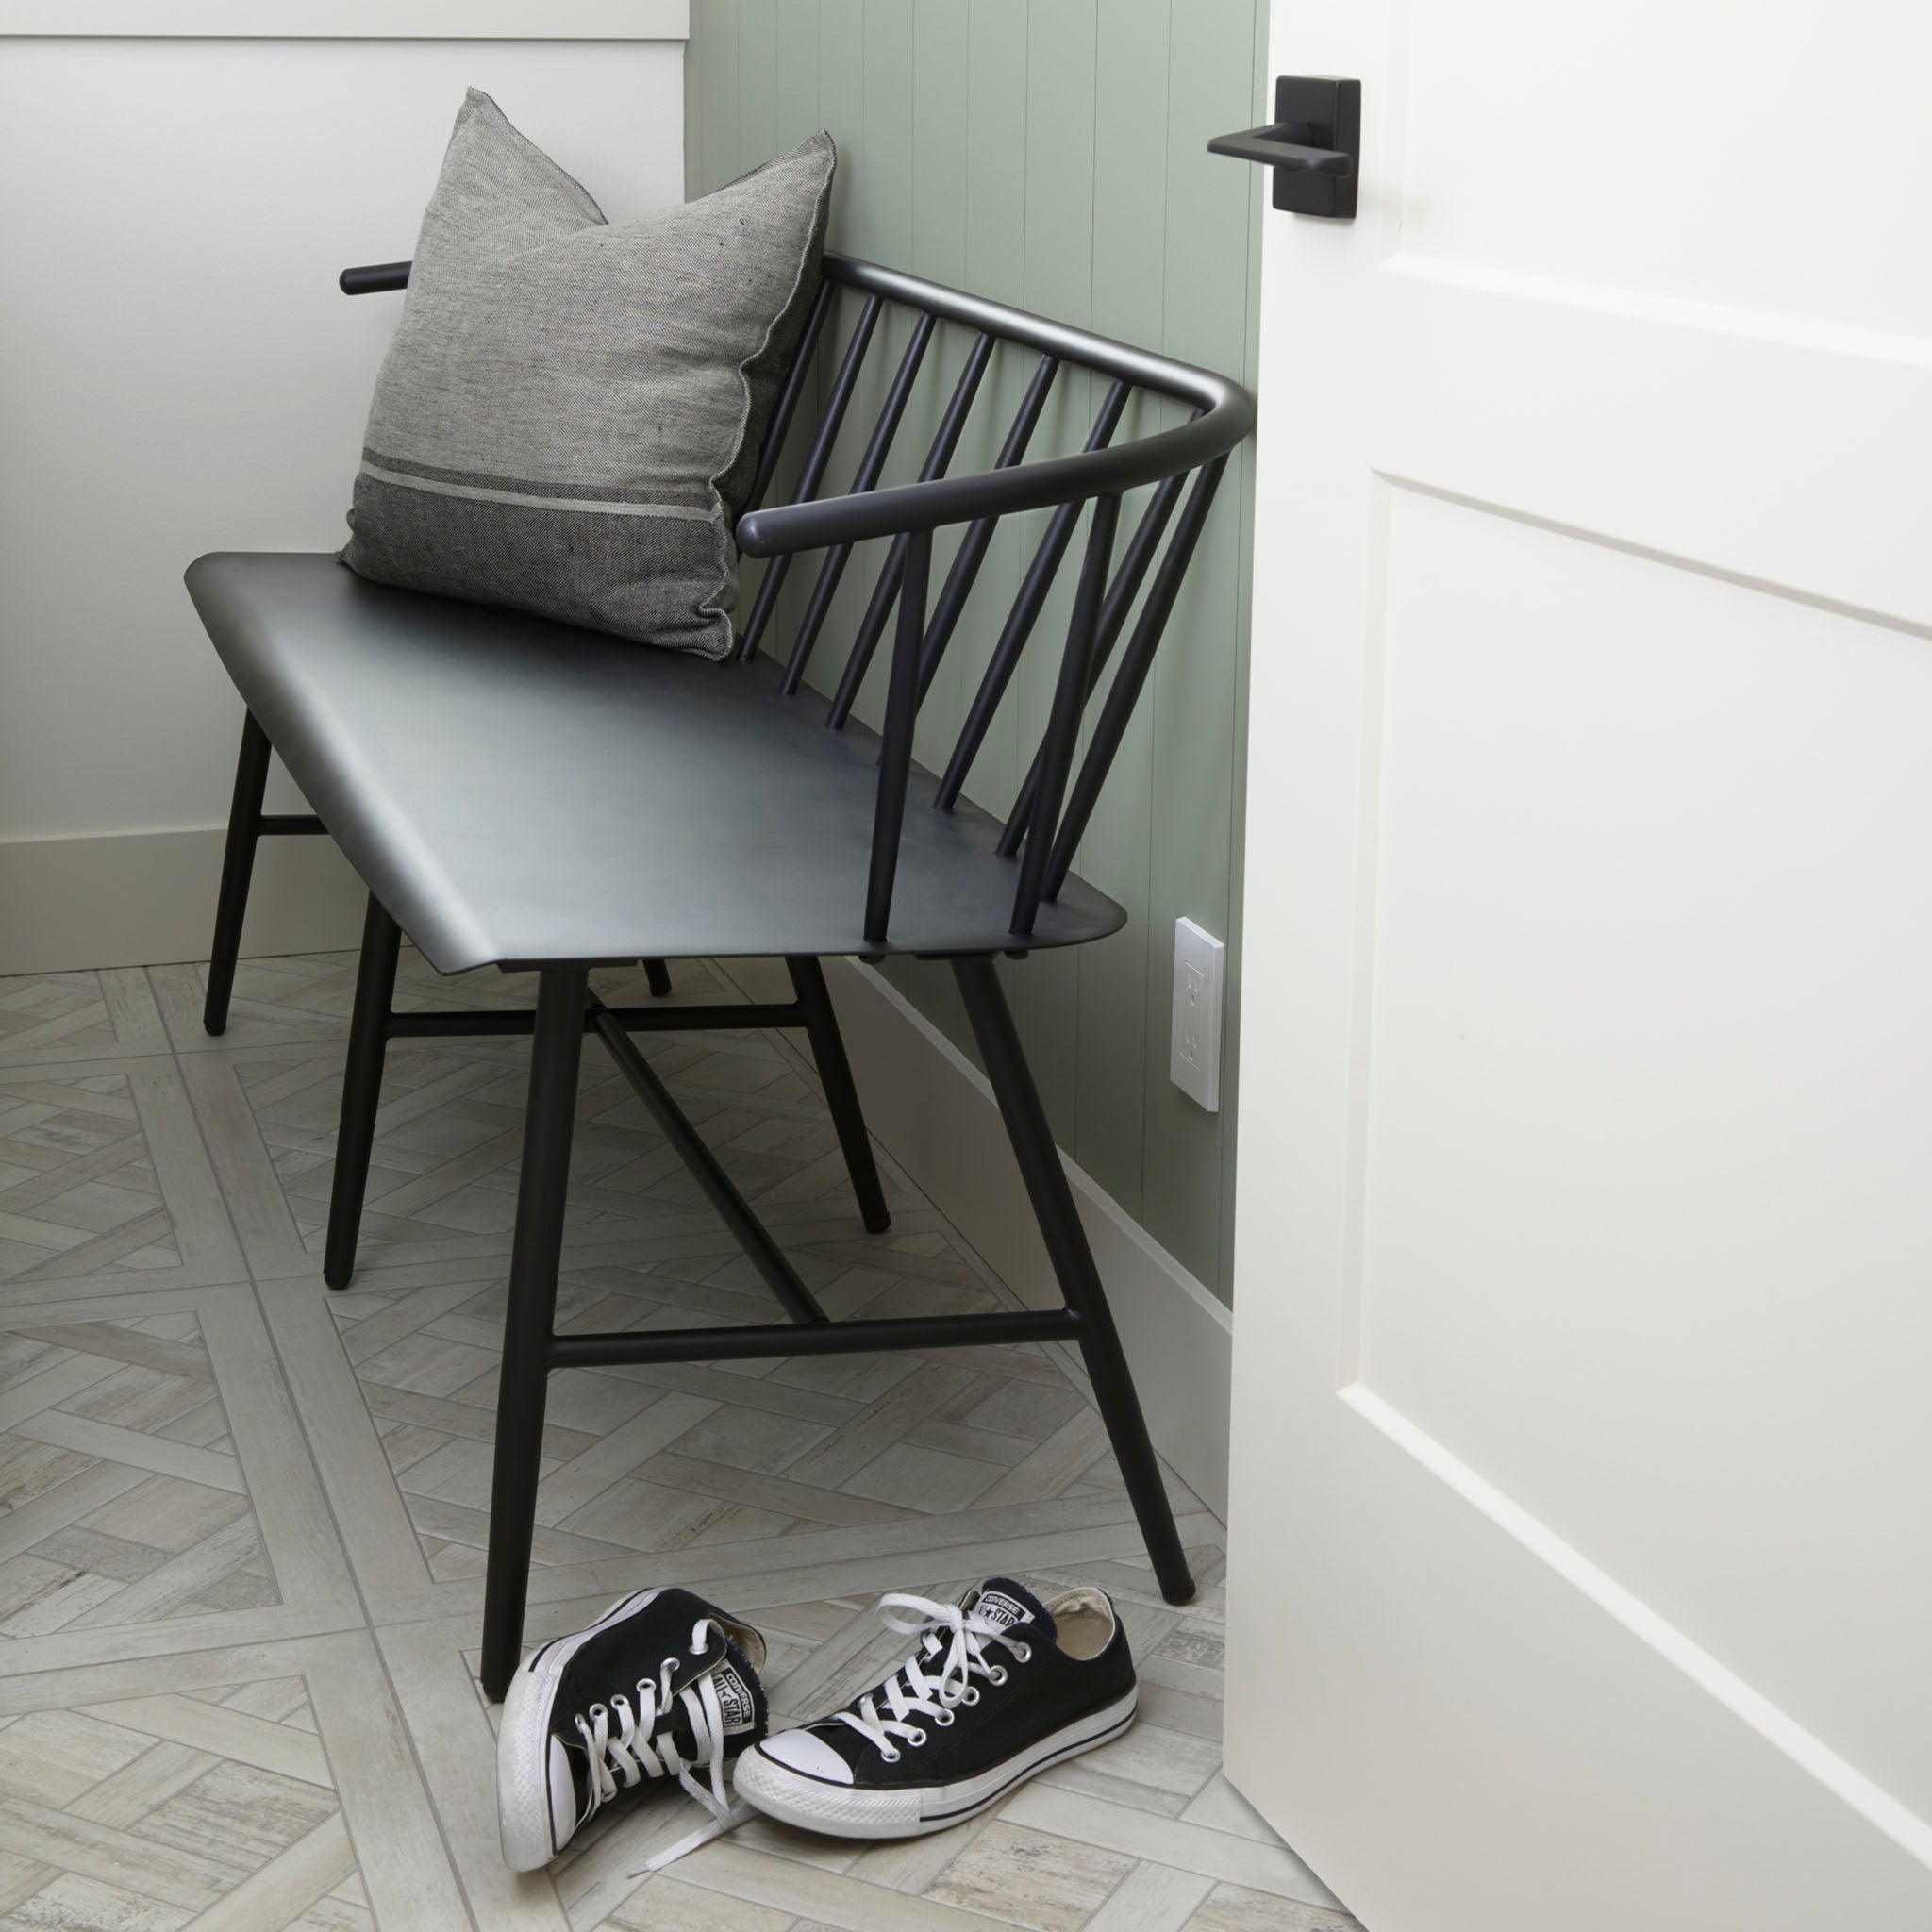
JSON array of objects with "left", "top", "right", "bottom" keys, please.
[
  {"left": 735, "top": 0, "right": 776, "bottom": 171},
  {"left": 772, "top": 0, "right": 821, "bottom": 152},
  {"left": 818, "top": 0, "right": 864, "bottom": 248},
  {"left": 1134, "top": 0, "right": 1258, "bottom": 1291},
  {"left": 686, "top": 0, "right": 1261, "bottom": 1303},
  {"left": 1077, "top": 0, "right": 1174, "bottom": 1220},
  {"left": 759, "top": 0, "right": 824, "bottom": 664},
  {"left": 1011, "top": 0, "right": 1099, "bottom": 1140},
  {"left": 848, "top": 0, "right": 917, "bottom": 737},
  {"left": 696, "top": 0, "right": 739, "bottom": 197},
  {"left": 683, "top": 2, "right": 705, "bottom": 192},
  {"left": 902, "top": 0, "right": 975, "bottom": 1040}
]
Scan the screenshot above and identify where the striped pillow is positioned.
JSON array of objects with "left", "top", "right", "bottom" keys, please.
[{"left": 341, "top": 91, "right": 834, "bottom": 660}]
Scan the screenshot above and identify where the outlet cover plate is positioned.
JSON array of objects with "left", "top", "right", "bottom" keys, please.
[{"left": 1170, "top": 916, "right": 1224, "bottom": 1111}]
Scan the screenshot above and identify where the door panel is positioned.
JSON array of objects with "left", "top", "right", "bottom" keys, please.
[
  {"left": 1395, "top": 2, "right": 1932, "bottom": 333},
  {"left": 1225, "top": 0, "right": 1932, "bottom": 1924},
  {"left": 1362, "top": 483, "right": 1932, "bottom": 1807}
]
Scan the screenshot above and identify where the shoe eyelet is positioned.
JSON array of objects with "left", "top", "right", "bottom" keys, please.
[
  {"left": 933, "top": 1709, "right": 955, "bottom": 1726},
  {"left": 881, "top": 1748, "right": 901, "bottom": 1764},
  {"left": 988, "top": 1666, "right": 1008, "bottom": 1686},
  {"left": 960, "top": 1687, "right": 981, "bottom": 1706},
  {"left": 907, "top": 1728, "right": 927, "bottom": 1746},
  {"left": 1011, "top": 1642, "right": 1031, "bottom": 1663}
]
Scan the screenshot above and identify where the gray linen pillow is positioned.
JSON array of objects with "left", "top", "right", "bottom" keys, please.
[{"left": 341, "top": 91, "right": 834, "bottom": 660}]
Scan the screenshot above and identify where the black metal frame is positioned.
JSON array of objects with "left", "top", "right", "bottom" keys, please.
[
  {"left": 201, "top": 711, "right": 329, "bottom": 1035},
  {"left": 318, "top": 897, "right": 891, "bottom": 1293},
  {"left": 242, "top": 247, "right": 1254, "bottom": 1698},
  {"left": 475, "top": 954, "right": 1191, "bottom": 1700}
]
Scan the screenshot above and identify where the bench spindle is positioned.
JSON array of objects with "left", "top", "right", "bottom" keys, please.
[
  {"left": 1043, "top": 455, "right": 1230, "bottom": 900},
  {"left": 782, "top": 310, "right": 938, "bottom": 692},
  {"left": 864, "top": 526, "right": 932, "bottom": 943},
  {"left": 914, "top": 352, "right": 1061, "bottom": 703},
  {"left": 1004, "top": 452, "right": 1191, "bottom": 841},
  {"left": 743, "top": 280, "right": 834, "bottom": 514},
  {"left": 738, "top": 291, "right": 883, "bottom": 662},
  {"left": 826, "top": 329, "right": 996, "bottom": 726},
  {"left": 938, "top": 378, "right": 1132, "bottom": 816},
  {"left": 1010, "top": 494, "right": 1119, "bottom": 935}
]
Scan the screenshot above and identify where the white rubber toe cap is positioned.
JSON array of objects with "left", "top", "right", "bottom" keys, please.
[{"left": 752, "top": 1728, "right": 855, "bottom": 1784}]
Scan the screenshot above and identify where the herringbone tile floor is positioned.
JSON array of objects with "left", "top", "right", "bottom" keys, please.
[{"left": 0, "top": 950, "right": 1356, "bottom": 1932}]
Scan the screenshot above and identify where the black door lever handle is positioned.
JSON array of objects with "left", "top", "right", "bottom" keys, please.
[
  {"left": 1206, "top": 125, "right": 1353, "bottom": 176},
  {"left": 1208, "top": 76, "right": 1361, "bottom": 220}
]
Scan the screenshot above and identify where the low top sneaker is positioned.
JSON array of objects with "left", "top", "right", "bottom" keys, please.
[
  {"left": 496, "top": 1586, "right": 767, "bottom": 1873},
  {"left": 734, "top": 1576, "right": 1135, "bottom": 1839}
]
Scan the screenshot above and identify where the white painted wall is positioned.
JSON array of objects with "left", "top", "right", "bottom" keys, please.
[{"left": 0, "top": 32, "right": 685, "bottom": 973}]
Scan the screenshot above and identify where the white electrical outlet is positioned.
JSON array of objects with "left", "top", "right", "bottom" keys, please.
[{"left": 1169, "top": 917, "right": 1224, "bottom": 1111}]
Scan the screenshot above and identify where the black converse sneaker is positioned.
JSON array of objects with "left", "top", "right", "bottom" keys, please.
[
  {"left": 496, "top": 1586, "right": 768, "bottom": 1872},
  {"left": 733, "top": 1576, "right": 1135, "bottom": 1838}
]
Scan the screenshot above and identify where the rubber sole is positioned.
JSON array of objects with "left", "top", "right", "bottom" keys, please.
[
  {"left": 496, "top": 1587, "right": 663, "bottom": 1872},
  {"left": 733, "top": 1686, "right": 1138, "bottom": 1839}
]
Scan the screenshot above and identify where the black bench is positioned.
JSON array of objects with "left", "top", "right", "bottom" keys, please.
[{"left": 187, "top": 253, "right": 1254, "bottom": 1700}]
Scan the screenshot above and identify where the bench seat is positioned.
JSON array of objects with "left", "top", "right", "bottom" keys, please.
[{"left": 187, "top": 552, "right": 1125, "bottom": 974}]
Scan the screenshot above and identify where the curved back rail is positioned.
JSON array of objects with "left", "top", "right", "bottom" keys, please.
[{"left": 340, "top": 252, "right": 1255, "bottom": 949}]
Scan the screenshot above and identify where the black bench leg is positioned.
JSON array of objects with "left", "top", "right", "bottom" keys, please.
[
  {"left": 481, "top": 966, "right": 586, "bottom": 1701},
  {"left": 203, "top": 711, "right": 273, "bottom": 1035},
  {"left": 788, "top": 956, "right": 891, "bottom": 1233},
  {"left": 953, "top": 955, "right": 1195, "bottom": 1606},
  {"left": 644, "top": 958, "right": 674, "bottom": 998},
  {"left": 324, "top": 894, "right": 400, "bottom": 1291}
]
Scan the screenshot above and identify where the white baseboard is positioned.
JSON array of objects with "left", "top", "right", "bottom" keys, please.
[
  {"left": 729, "top": 955, "right": 1233, "bottom": 1520},
  {"left": 0, "top": 824, "right": 369, "bottom": 976}
]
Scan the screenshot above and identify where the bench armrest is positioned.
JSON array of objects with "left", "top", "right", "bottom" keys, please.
[{"left": 732, "top": 397, "right": 1243, "bottom": 558}]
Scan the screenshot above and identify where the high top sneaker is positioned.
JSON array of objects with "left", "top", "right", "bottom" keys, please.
[
  {"left": 733, "top": 1576, "right": 1135, "bottom": 1839},
  {"left": 496, "top": 1586, "right": 768, "bottom": 1871}
]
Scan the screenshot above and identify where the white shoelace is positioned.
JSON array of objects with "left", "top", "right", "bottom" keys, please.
[
  {"left": 567, "top": 1615, "right": 753, "bottom": 1874},
  {"left": 831, "top": 1592, "right": 1033, "bottom": 1763}
]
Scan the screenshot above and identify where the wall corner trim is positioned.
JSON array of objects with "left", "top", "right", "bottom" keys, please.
[{"left": 725, "top": 954, "right": 1234, "bottom": 1521}]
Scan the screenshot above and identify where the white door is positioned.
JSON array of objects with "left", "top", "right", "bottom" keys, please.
[{"left": 1224, "top": 1, "right": 1932, "bottom": 1925}]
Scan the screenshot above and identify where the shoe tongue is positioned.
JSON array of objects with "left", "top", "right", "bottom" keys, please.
[
  {"left": 967, "top": 1576, "right": 1056, "bottom": 1645},
  {"left": 669, "top": 1635, "right": 766, "bottom": 1749}
]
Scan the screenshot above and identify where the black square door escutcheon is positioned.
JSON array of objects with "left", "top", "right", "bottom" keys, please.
[{"left": 1208, "top": 76, "right": 1361, "bottom": 219}]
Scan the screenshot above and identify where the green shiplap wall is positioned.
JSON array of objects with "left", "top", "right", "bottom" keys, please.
[{"left": 686, "top": 0, "right": 1265, "bottom": 1307}]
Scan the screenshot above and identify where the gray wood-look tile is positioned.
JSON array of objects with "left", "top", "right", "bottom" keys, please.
[
  {"left": 0, "top": 1056, "right": 244, "bottom": 1298},
  {"left": 0, "top": 969, "right": 170, "bottom": 1068},
  {"left": 1184, "top": 1883, "right": 1361, "bottom": 1932},
  {"left": 1084, "top": 1863, "right": 1218, "bottom": 1932},
  {"left": 925, "top": 1818, "right": 1136, "bottom": 1932},
  {"left": 0, "top": 1632, "right": 468, "bottom": 1928}
]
